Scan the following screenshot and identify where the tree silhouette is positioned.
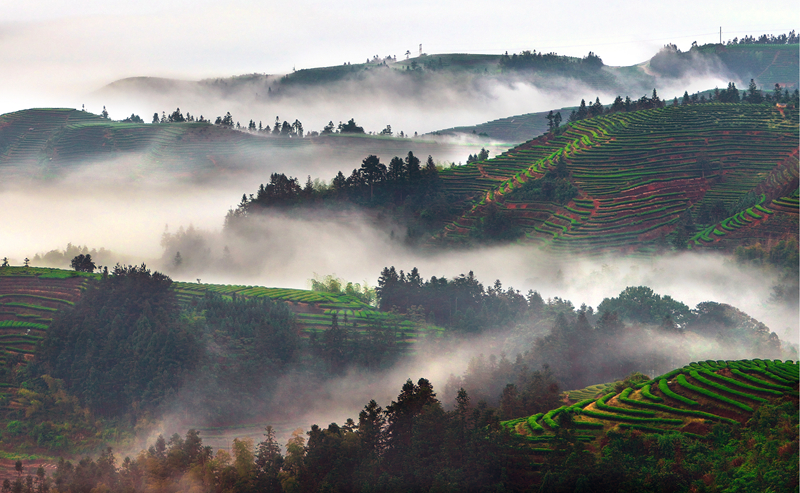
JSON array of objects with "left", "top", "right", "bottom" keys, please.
[{"left": 71, "top": 254, "right": 96, "bottom": 272}]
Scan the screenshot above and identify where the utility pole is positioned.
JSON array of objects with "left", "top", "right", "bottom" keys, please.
[
  {"left": 419, "top": 44, "right": 422, "bottom": 57},
  {"left": 720, "top": 27, "right": 722, "bottom": 44}
]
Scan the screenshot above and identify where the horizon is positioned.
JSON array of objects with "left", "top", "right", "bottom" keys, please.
[{"left": 0, "top": 0, "right": 796, "bottom": 115}]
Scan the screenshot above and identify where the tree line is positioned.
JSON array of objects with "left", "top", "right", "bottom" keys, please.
[
  {"left": 225, "top": 151, "right": 456, "bottom": 244},
  {"left": 499, "top": 50, "right": 604, "bottom": 72},
  {"left": 561, "top": 81, "right": 799, "bottom": 127},
  {"left": 22, "top": 385, "right": 798, "bottom": 492}
]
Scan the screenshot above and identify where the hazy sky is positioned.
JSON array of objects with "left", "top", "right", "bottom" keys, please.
[{"left": 0, "top": 0, "right": 795, "bottom": 114}]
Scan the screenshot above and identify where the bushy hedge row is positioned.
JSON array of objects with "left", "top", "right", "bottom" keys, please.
[
  {"left": 580, "top": 409, "right": 683, "bottom": 425},
  {"left": 676, "top": 375, "right": 754, "bottom": 412},
  {"left": 765, "top": 361, "right": 799, "bottom": 382},
  {"left": 573, "top": 420, "right": 605, "bottom": 429},
  {"left": 527, "top": 413, "right": 544, "bottom": 433},
  {"left": 690, "top": 371, "right": 768, "bottom": 403},
  {"left": 641, "top": 384, "right": 663, "bottom": 402},
  {"left": 699, "top": 369, "right": 783, "bottom": 395},
  {"left": 659, "top": 378, "right": 699, "bottom": 406},
  {"left": 568, "top": 399, "right": 595, "bottom": 412},
  {"left": 543, "top": 406, "right": 567, "bottom": 429},
  {"left": 733, "top": 365, "right": 793, "bottom": 385},
  {"left": 619, "top": 387, "right": 738, "bottom": 425},
  {"left": 596, "top": 392, "right": 656, "bottom": 417}
]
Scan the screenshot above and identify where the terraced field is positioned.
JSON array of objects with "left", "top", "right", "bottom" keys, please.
[
  {"left": 502, "top": 359, "right": 799, "bottom": 471},
  {"left": 433, "top": 104, "right": 799, "bottom": 252},
  {"left": 0, "top": 268, "right": 425, "bottom": 373},
  {"left": 0, "top": 268, "right": 93, "bottom": 358},
  {"left": 173, "top": 281, "right": 425, "bottom": 350},
  {"left": 0, "top": 267, "right": 94, "bottom": 409}
]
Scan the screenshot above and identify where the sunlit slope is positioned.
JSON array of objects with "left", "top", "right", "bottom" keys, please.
[
  {"left": 502, "top": 359, "right": 799, "bottom": 456},
  {"left": 0, "top": 109, "right": 502, "bottom": 179},
  {"left": 434, "top": 104, "right": 799, "bottom": 251}
]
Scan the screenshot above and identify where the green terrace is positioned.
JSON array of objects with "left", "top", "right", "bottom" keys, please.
[
  {"left": 172, "top": 282, "right": 422, "bottom": 344},
  {"left": 502, "top": 359, "right": 798, "bottom": 453},
  {"left": 434, "top": 103, "right": 798, "bottom": 252}
]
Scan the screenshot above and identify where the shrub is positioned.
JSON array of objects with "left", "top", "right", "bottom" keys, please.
[
  {"left": 676, "top": 374, "right": 753, "bottom": 412},
  {"left": 6, "top": 421, "right": 23, "bottom": 436},
  {"left": 527, "top": 413, "right": 544, "bottom": 433},
  {"left": 641, "top": 384, "right": 663, "bottom": 402},
  {"left": 543, "top": 406, "right": 567, "bottom": 429},
  {"left": 690, "top": 371, "right": 768, "bottom": 402},
  {"left": 596, "top": 392, "right": 656, "bottom": 417},
  {"left": 698, "top": 369, "right": 783, "bottom": 395},
  {"left": 659, "top": 378, "right": 699, "bottom": 406}
]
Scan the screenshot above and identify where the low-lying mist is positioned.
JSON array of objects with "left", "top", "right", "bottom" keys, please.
[
  {"left": 86, "top": 64, "right": 732, "bottom": 139},
  {"left": 155, "top": 209, "right": 798, "bottom": 342}
]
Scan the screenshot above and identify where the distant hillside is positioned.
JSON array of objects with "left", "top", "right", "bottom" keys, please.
[
  {"left": 0, "top": 108, "right": 505, "bottom": 180},
  {"left": 428, "top": 109, "right": 557, "bottom": 144},
  {"left": 96, "top": 43, "right": 799, "bottom": 112}
]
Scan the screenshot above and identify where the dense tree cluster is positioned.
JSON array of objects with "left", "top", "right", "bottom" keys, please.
[
  {"left": 39, "top": 264, "right": 199, "bottom": 417},
  {"left": 565, "top": 81, "right": 799, "bottom": 126},
  {"left": 510, "top": 157, "right": 577, "bottom": 204},
  {"left": 31, "top": 243, "right": 117, "bottom": 270},
  {"left": 466, "top": 147, "right": 490, "bottom": 164},
  {"left": 226, "top": 151, "right": 454, "bottom": 243},
  {"left": 725, "top": 30, "right": 798, "bottom": 45},
  {"left": 69, "top": 254, "right": 96, "bottom": 273},
  {"left": 499, "top": 50, "right": 604, "bottom": 72},
  {"left": 29, "top": 388, "right": 798, "bottom": 493},
  {"left": 376, "top": 267, "right": 530, "bottom": 332}
]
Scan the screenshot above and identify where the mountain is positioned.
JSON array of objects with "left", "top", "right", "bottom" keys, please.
[{"left": 96, "top": 43, "right": 800, "bottom": 105}]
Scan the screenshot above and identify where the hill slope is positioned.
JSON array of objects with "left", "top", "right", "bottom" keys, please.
[
  {"left": 0, "top": 108, "right": 507, "bottom": 181},
  {"left": 501, "top": 358, "right": 799, "bottom": 485},
  {"left": 431, "top": 103, "right": 798, "bottom": 252}
]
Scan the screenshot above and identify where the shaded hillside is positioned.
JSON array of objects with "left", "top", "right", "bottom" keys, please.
[
  {"left": 428, "top": 108, "right": 558, "bottom": 144},
  {"left": 432, "top": 103, "right": 798, "bottom": 253}
]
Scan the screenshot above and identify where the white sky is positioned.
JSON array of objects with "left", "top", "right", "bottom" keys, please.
[{"left": 0, "top": 0, "right": 795, "bottom": 114}]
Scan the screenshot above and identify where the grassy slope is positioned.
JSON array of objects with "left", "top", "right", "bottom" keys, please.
[
  {"left": 502, "top": 359, "right": 799, "bottom": 459},
  {"left": 431, "top": 103, "right": 799, "bottom": 252}
]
